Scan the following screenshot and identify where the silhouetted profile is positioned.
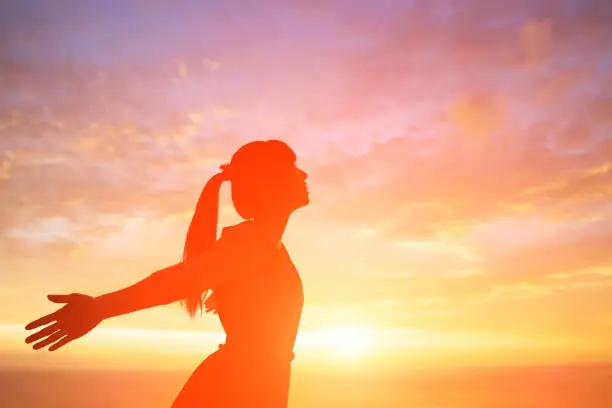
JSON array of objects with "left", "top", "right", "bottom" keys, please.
[{"left": 25, "top": 140, "right": 309, "bottom": 407}]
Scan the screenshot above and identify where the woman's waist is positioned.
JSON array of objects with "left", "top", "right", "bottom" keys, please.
[
  {"left": 219, "top": 315, "right": 301, "bottom": 343},
  {"left": 216, "top": 341, "right": 296, "bottom": 364}
]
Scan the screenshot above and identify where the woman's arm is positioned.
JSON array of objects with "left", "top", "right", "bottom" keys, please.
[
  {"left": 95, "top": 249, "right": 226, "bottom": 319},
  {"left": 94, "top": 263, "right": 190, "bottom": 319},
  {"left": 25, "top": 238, "right": 232, "bottom": 351}
]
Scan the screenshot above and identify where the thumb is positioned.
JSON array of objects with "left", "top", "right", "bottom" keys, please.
[{"left": 47, "top": 294, "right": 76, "bottom": 304}]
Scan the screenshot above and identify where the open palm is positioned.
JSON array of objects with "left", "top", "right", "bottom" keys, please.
[{"left": 25, "top": 293, "right": 102, "bottom": 351}]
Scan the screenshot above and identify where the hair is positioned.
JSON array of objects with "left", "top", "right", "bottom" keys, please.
[{"left": 181, "top": 139, "right": 297, "bottom": 317}]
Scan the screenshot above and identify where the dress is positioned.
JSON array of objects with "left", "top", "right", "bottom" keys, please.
[{"left": 171, "top": 221, "right": 304, "bottom": 408}]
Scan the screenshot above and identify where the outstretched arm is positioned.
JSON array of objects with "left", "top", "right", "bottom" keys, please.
[
  {"left": 95, "top": 260, "right": 207, "bottom": 320},
  {"left": 25, "top": 242, "right": 231, "bottom": 351}
]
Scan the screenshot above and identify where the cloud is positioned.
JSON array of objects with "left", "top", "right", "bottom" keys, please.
[
  {"left": 590, "top": 99, "right": 612, "bottom": 126},
  {"left": 178, "top": 61, "right": 188, "bottom": 78},
  {"left": 310, "top": 86, "right": 612, "bottom": 237},
  {"left": 5, "top": 216, "right": 80, "bottom": 243},
  {"left": 479, "top": 220, "right": 612, "bottom": 283},
  {"left": 369, "top": 297, "right": 405, "bottom": 309},
  {"left": 517, "top": 19, "right": 554, "bottom": 69},
  {"left": 202, "top": 58, "right": 221, "bottom": 72},
  {"left": 3, "top": 149, "right": 66, "bottom": 166},
  {"left": 450, "top": 93, "right": 507, "bottom": 138},
  {"left": 485, "top": 265, "right": 612, "bottom": 302},
  {"left": 531, "top": 68, "right": 586, "bottom": 107},
  {"left": 488, "top": 283, "right": 554, "bottom": 300},
  {"left": 417, "top": 297, "right": 445, "bottom": 305},
  {"left": 0, "top": 160, "right": 11, "bottom": 180}
]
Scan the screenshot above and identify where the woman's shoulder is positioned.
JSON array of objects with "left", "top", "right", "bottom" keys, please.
[
  {"left": 218, "top": 221, "right": 261, "bottom": 253},
  {"left": 217, "top": 222, "right": 271, "bottom": 273}
]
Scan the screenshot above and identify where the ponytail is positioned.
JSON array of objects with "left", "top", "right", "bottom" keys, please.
[{"left": 182, "top": 168, "right": 228, "bottom": 317}]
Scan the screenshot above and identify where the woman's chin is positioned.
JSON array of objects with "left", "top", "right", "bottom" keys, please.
[{"left": 295, "top": 196, "right": 310, "bottom": 209}]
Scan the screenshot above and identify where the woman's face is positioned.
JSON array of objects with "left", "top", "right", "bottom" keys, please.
[
  {"left": 250, "top": 160, "right": 309, "bottom": 218},
  {"left": 274, "top": 162, "right": 309, "bottom": 213}
]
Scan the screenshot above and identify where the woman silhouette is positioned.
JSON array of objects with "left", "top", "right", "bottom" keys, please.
[{"left": 25, "top": 139, "right": 309, "bottom": 407}]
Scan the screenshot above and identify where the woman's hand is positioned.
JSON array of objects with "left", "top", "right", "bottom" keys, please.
[{"left": 25, "top": 293, "right": 103, "bottom": 351}]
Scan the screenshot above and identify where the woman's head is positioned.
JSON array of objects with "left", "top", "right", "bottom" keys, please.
[
  {"left": 181, "top": 139, "right": 308, "bottom": 316},
  {"left": 225, "top": 139, "right": 309, "bottom": 220}
]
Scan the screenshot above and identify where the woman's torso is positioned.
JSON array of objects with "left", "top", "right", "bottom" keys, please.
[{"left": 212, "top": 222, "right": 304, "bottom": 364}]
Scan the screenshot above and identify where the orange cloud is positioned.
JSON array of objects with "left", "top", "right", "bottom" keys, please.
[
  {"left": 488, "top": 283, "right": 554, "bottom": 300},
  {"left": 0, "top": 160, "right": 11, "bottom": 180},
  {"left": 450, "top": 93, "right": 506, "bottom": 138}
]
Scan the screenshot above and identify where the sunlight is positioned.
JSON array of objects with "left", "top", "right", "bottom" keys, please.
[{"left": 318, "top": 325, "right": 373, "bottom": 356}]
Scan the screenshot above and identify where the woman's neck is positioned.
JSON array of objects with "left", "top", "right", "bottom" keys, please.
[{"left": 251, "top": 214, "right": 290, "bottom": 248}]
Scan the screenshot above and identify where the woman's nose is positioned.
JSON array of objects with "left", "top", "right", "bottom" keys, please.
[{"left": 299, "top": 169, "right": 308, "bottom": 180}]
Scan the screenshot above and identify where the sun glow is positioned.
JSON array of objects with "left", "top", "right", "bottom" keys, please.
[{"left": 315, "top": 325, "right": 373, "bottom": 356}]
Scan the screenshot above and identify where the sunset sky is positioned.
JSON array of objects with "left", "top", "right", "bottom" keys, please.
[{"left": 1, "top": 0, "right": 611, "bottom": 371}]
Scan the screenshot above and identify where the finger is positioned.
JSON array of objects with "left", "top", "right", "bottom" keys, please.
[
  {"left": 49, "top": 335, "right": 73, "bottom": 351},
  {"left": 32, "top": 331, "right": 65, "bottom": 350},
  {"left": 25, "top": 312, "right": 58, "bottom": 330},
  {"left": 47, "top": 294, "right": 75, "bottom": 304},
  {"left": 25, "top": 323, "right": 60, "bottom": 344}
]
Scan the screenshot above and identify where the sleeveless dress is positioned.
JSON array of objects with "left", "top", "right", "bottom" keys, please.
[{"left": 171, "top": 221, "right": 304, "bottom": 408}]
